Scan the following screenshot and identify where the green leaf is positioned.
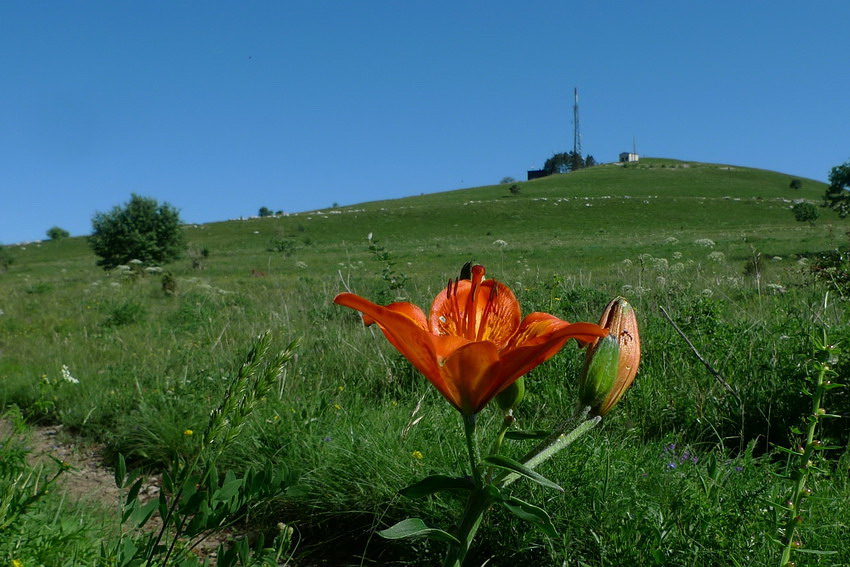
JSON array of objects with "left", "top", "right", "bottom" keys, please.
[
  {"left": 772, "top": 445, "right": 802, "bottom": 457},
  {"left": 794, "top": 548, "right": 838, "bottom": 555},
  {"left": 500, "top": 496, "right": 558, "bottom": 537},
  {"left": 124, "top": 478, "right": 144, "bottom": 508},
  {"left": 505, "top": 430, "right": 550, "bottom": 440},
  {"left": 115, "top": 453, "right": 127, "bottom": 489},
  {"left": 127, "top": 499, "right": 158, "bottom": 529},
  {"left": 483, "top": 454, "right": 563, "bottom": 492},
  {"left": 399, "top": 475, "right": 473, "bottom": 499},
  {"left": 377, "top": 517, "right": 460, "bottom": 545},
  {"left": 213, "top": 472, "right": 244, "bottom": 503}
]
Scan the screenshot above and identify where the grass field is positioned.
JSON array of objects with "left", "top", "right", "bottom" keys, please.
[{"left": 1, "top": 158, "right": 848, "bottom": 566}]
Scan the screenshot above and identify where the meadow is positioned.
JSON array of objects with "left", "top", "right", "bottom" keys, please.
[{"left": 1, "top": 158, "right": 848, "bottom": 566}]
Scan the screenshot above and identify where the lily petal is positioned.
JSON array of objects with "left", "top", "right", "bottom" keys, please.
[
  {"left": 495, "top": 322, "right": 607, "bottom": 399},
  {"left": 440, "top": 340, "right": 501, "bottom": 414},
  {"left": 334, "top": 293, "right": 450, "bottom": 398}
]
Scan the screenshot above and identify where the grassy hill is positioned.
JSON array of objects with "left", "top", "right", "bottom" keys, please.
[
  {"left": 1, "top": 159, "right": 848, "bottom": 566},
  {"left": 2, "top": 157, "right": 832, "bottom": 285}
]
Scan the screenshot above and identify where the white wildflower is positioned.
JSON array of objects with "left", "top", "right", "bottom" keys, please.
[
  {"left": 129, "top": 259, "right": 143, "bottom": 265},
  {"left": 492, "top": 239, "right": 508, "bottom": 247},
  {"left": 295, "top": 261, "right": 308, "bottom": 269},
  {"left": 766, "top": 283, "right": 787, "bottom": 294},
  {"left": 671, "top": 263, "right": 685, "bottom": 273},
  {"left": 664, "top": 237, "right": 679, "bottom": 245},
  {"left": 708, "top": 251, "right": 725, "bottom": 263},
  {"left": 771, "top": 256, "right": 782, "bottom": 262},
  {"left": 622, "top": 259, "right": 633, "bottom": 266},
  {"left": 694, "top": 238, "right": 716, "bottom": 247},
  {"left": 701, "top": 289, "right": 714, "bottom": 298},
  {"left": 60, "top": 364, "right": 80, "bottom": 384},
  {"left": 656, "top": 276, "right": 667, "bottom": 287},
  {"left": 651, "top": 257, "right": 669, "bottom": 271}
]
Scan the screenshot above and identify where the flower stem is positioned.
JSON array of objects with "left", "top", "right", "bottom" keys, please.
[
  {"left": 496, "top": 408, "right": 600, "bottom": 488},
  {"left": 463, "top": 414, "right": 482, "bottom": 487},
  {"left": 441, "top": 413, "right": 490, "bottom": 567},
  {"left": 442, "top": 487, "right": 491, "bottom": 567},
  {"left": 778, "top": 359, "right": 829, "bottom": 566}
]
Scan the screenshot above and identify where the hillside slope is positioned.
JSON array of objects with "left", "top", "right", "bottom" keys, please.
[{"left": 2, "top": 158, "right": 835, "bottom": 283}]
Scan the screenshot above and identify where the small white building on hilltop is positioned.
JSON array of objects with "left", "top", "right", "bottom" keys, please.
[{"left": 619, "top": 152, "right": 639, "bottom": 163}]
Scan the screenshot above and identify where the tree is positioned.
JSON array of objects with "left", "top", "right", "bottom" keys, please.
[
  {"left": 585, "top": 154, "right": 597, "bottom": 168},
  {"left": 0, "top": 245, "right": 13, "bottom": 272},
  {"left": 89, "top": 194, "right": 185, "bottom": 269},
  {"left": 500, "top": 176, "right": 516, "bottom": 184},
  {"left": 258, "top": 206, "right": 273, "bottom": 217},
  {"left": 824, "top": 159, "right": 850, "bottom": 217},
  {"left": 789, "top": 178, "right": 802, "bottom": 190},
  {"left": 46, "top": 226, "right": 70, "bottom": 241},
  {"left": 508, "top": 184, "right": 520, "bottom": 195},
  {"left": 792, "top": 202, "right": 819, "bottom": 226},
  {"left": 543, "top": 151, "right": 585, "bottom": 175}
]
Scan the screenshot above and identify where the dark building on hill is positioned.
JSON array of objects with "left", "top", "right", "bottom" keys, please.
[{"left": 527, "top": 169, "right": 548, "bottom": 180}]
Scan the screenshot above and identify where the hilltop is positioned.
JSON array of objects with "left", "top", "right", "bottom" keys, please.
[{"left": 3, "top": 157, "right": 833, "bottom": 286}]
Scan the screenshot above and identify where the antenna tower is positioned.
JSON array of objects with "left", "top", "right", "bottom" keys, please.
[{"left": 573, "top": 87, "right": 582, "bottom": 156}]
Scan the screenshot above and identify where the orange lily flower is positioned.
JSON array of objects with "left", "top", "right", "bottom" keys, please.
[{"left": 335, "top": 265, "right": 607, "bottom": 415}]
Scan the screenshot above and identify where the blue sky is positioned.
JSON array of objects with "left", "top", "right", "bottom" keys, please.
[{"left": 2, "top": 2, "right": 848, "bottom": 244}]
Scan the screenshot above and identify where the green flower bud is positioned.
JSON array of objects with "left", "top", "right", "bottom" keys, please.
[
  {"left": 578, "top": 297, "right": 640, "bottom": 417},
  {"left": 496, "top": 376, "right": 525, "bottom": 414}
]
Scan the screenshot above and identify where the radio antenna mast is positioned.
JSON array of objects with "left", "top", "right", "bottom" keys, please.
[{"left": 573, "top": 87, "right": 582, "bottom": 156}]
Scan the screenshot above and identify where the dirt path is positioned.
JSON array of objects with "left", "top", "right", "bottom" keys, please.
[
  {"left": 2, "top": 419, "right": 248, "bottom": 564},
  {"left": 0, "top": 419, "right": 129, "bottom": 510}
]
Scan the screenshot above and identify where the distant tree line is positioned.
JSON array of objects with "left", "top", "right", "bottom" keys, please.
[{"left": 543, "top": 151, "right": 596, "bottom": 175}]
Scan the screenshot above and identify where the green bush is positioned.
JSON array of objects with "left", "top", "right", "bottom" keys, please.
[
  {"left": 0, "top": 245, "right": 13, "bottom": 272},
  {"left": 791, "top": 202, "right": 819, "bottom": 225},
  {"left": 46, "top": 226, "right": 70, "bottom": 241},
  {"left": 89, "top": 194, "right": 185, "bottom": 269}
]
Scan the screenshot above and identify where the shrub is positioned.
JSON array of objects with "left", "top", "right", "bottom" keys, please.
[
  {"left": 46, "top": 226, "right": 70, "bottom": 241},
  {"left": 0, "top": 245, "right": 12, "bottom": 272},
  {"left": 789, "top": 178, "right": 802, "bottom": 189},
  {"left": 89, "top": 194, "right": 185, "bottom": 269},
  {"left": 791, "top": 202, "right": 819, "bottom": 225}
]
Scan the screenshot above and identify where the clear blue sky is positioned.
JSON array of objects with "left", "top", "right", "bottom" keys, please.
[{"left": 2, "top": 2, "right": 848, "bottom": 244}]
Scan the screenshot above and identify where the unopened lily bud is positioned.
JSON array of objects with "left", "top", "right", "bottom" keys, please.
[
  {"left": 578, "top": 297, "right": 640, "bottom": 417},
  {"left": 496, "top": 376, "right": 525, "bottom": 415}
]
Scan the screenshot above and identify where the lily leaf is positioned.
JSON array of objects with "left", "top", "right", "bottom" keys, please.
[
  {"left": 505, "top": 430, "right": 550, "bottom": 440},
  {"left": 500, "top": 496, "right": 558, "bottom": 537},
  {"left": 377, "top": 517, "right": 460, "bottom": 545},
  {"left": 399, "top": 475, "right": 473, "bottom": 499},
  {"left": 483, "top": 454, "right": 563, "bottom": 492}
]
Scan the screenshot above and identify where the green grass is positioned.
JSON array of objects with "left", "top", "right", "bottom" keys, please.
[{"left": 1, "top": 159, "right": 848, "bottom": 566}]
